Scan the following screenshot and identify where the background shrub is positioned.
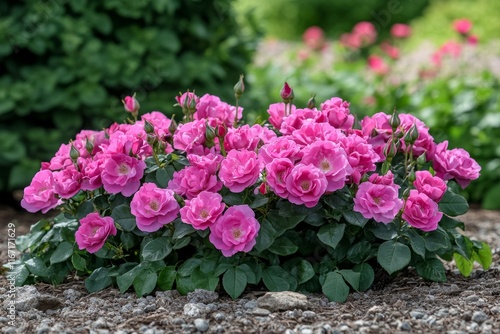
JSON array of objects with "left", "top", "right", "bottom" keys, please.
[{"left": 0, "top": 0, "right": 254, "bottom": 200}]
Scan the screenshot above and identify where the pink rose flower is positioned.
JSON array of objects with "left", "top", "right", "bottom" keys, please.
[
  {"left": 380, "top": 41, "right": 400, "bottom": 60},
  {"left": 180, "top": 191, "right": 225, "bottom": 230},
  {"left": 78, "top": 154, "right": 104, "bottom": 191},
  {"left": 258, "top": 136, "right": 302, "bottom": 166},
  {"left": 302, "top": 26, "right": 325, "bottom": 50},
  {"left": 467, "top": 35, "right": 479, "bottom": 45},
  {"left": 320, "top": 97, "right": 354, "bottom": 130},
  {"left": 122, "top": 95, "right": 139, "bottom": 113},
  {"left": 453, "top": 18, "right": 472, "bottom": 35},
  {"left": 291, "top": 122, "right": 342, "bottom": 147},
  {"left": 267, "top": 102, "right": 296, "bottom": 129},
  {"left": 265, "top": 158, "right": 295, "bottom": 199},
  {"left": 286, "top": 164, "right": 328, "bottom": 208},
  {"left": 414, "top": 171, "right": 447, "bottom": 202},
  {"left": 173, "top": 119, "right": 207, "bottom": 155},
  {"left": 74, "top": 130, "right": 107, "bottom": 157},
  {"left": 340, "top": 33, "right": 362, "bottom": 49},
  {"left": 340, "top": 134, "right": 379, "bottom": 184},
  {"left": 352, "top": 21, "right": 377, "bottom": 46},
  {"left": 403, "top": 190, "right": 442, "bottom": 232},
  {"left": 195, "top": 94, "right": 242, "bottom": 128},
  {"left": 224, "top": 124, "right": 262, "bottom": 152},
  {"left": 219, "top": 149, "right": 260, "bottom": 193},
  {"left": 280, "top": 108, "right": 325, "bottom": 136},
  {"left": 20, "top": 170, "right": 61, "bottom": 213},
  {"left": 46, "top": 143, "right": 73, "bottom": 171},
  {"left": 168, "top": 165, "right": 222, "bottom": 199},
  {"left": 368, "top": 55, "right": 389, "bottom": 75},
  {"left": 399, "top": 114, "right": 436, "bottom": 160},
  {"left": 390, "top": 23, "right": 411, "bottom": 38},
  {"left": 353, "top": 173, "right": 403, "bottom": 223},
  {"left": 433, "top": 141, "right": 481, "bottom": 188},
  {"left": 101, "top": 153, "right": 146, "bottom": 196},
  {"left": 209, "top": 205, "right": 260, "bottom": 257},
  {"left": 301, "top": 141, "right": 352, "bottom": 192},
  {"left": 141, "top": 111, "right": 173, "bottom": 139},
  {"left": 187, "top": 151, "right": 223, "bottom": 174},
  {"left": 53, "top": 164, "right": 82, "bottom": 199},
  {"left": 130, "top": 183, "right": 180, "bottom": 232},
  {"left": 175, "top": 91, "right": 199, "bottom": 109},
  {"left": 75, "top": 212, "right": 117, "bottom": 253}
]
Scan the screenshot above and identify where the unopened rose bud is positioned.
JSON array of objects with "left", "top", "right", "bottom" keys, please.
[
  {"left": 70, "top": 144, "right": 79, "bottom": 161},
  {"left": 217, "top": 124, "right": 227, "bottom": 138},
  {"left": 307, "top": 94, "right": 316, "bottom": 109},
  {"left": 85, "top": 138, "right": 94, "bottom": 155},
  {"left": 416, "top": 152, "right": 426, "bottom": 169},
  {"left": 389, "top": 108, "right": 401, "bottom": 130},
  {"left": 144, "top": 120, "right": 154, "bottom": 134},
  {"left": 384, "top": 140, "right": 397, "bottom": 160},
  {"left": 173, "top": 192, "right": 185, "bottom": 206},
  {"left": 205, "top": 122, "right": 216, "bottom": 148},
  {"left": 122, "top": 93, "right": 140, "bottom": 114},
  {"left": 280, "top": 82, "right": 294, "bottom": 103},
  {"left": 168, "top": 118, "right": 177, "bottom": 135},
  {"left": 234, "top": 74, "right": 245, "bottom": 99},
  {"left": 404, "top": 123, "right": 419, "bottom": 144},
  {"left": 408, "top": 167, "right": 416, "bottom": 183},
  {"left": 259, "top": 182, "right": 267, "bottom": 195}
]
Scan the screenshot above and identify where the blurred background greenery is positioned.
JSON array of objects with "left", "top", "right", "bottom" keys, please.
[{"left": 1, "top": 0, "right": 499, "bottom": 208}]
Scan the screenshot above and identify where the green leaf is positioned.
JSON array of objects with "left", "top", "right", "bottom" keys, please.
[
  {"left": 415, "top": 258, "right": 447, "bottom": 282},
  {"left": 76, "top": 201, "right": 95, "bottom": 220},
  {"left": 141, "top": 237, "right": 172, "bottom": 262},
  {"left": 173, "top": 236, "right": 191, "bottom": 250},
  {"left": 25, "top": 258, "right": 50, "bottom": 277},
  {"left": 262, "top": 266, "right": 290, "bottom": 292},
  {"left": 425, "top": 227, "right": 451, "bottom": 252},
  {"left": 404, "top": 228, "right": 426, "bottom": 259},
  {"left": 237, "top": 264, "right": 258, "bottom": 285},
  {"left": 71, "top": 253, "right": 86, "bottom": 271},
  {"left": 240, "top": 259, "right": 262, "bottom": 284},
  {"left": 85, "top": 267, "right": 113, "bottom": 293},
  {"left": 223, "top": 267, "right": 247, "bottom": 299},
  {"left": 155, "top": 165, "right": 175, "bottom": 188},
  {"left": 473, "top": 242, "right": 492, "bottom": 270},
  {"left": 317, "top": 223, "right": 345, "bottom": 249},
  {"left": 438, "top": 215, "right": 465, "bottom": 230},
  {"left": 377, "top": 240, "right": 411, "bottom": 275},
  {"left": 254, "top": 219, "right": 277, "bottom": 252},
  {"left": 367, "top": 222, "right": 398, "bottom": 240},
  {"left": 12, "top": 264, "right": 30, "bottom": 286},
  {"left": 120, "top": 232, "right": 138, "bottom": 250},
  {"left": 250, "top": 196, "right": 269, "bottom": 209},
  {"left": 133, "top": 270, "right": 157, "bottom": 297},
  {"left": 172, "top": 219, "right": 196, "bottom": 239},
  {"left": 111, "top": 204, "right": 136, "bottom": 232},
  {"left": 439, "top": 190, "right": 469, "bottom": 216},
  {"left": 322, "top": 271, "right": 350, "bottom": 303},
  {"left": 283, "top": 258, "right": 315, "bottom": 284},
  {"left": 117, "top": 265, "right": 143, "bottom": 293},
  {"left": 175, "top": 275, "right": 194, "bottom": 295},
  {"left": 353, "top": 263, "right": 374, "bottom": 291},
  {"left": 50, "top": 241, "right": 74, "bottom": 264},
  {"left": 343, "top": 211, "right": 369, "bottom": 227},
  {"left": 453, "top": 253, "right": 473, "bottom": 277},
  {"left": 178, "top": 258, "right": 202, "bottom": 277},
  {"left": 158, "top": 266, "right": 176, "bottom": 291},
  {"left": 346, "top": 241, "right": 372, "bottom": 264},
  {"left": 268, "top": 236, "right": 298, "bottom": 256},
  {"left": 338, "top": 269, "right": 360, "bottom": 291}
]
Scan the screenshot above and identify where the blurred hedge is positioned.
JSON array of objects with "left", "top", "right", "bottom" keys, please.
[
  {"left": 234, "top": 0, "right": 429, "bottom": 40},
  {"left": 0, "top": 0, "right": 253, "bottom": 197}
]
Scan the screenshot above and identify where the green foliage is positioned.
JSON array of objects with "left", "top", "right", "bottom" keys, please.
[
  {"left": 234, "top": 0, "right": 429, "bottom": 40},
  {"left": 0, "top": 0, "right": 253, "bottom": 192}
]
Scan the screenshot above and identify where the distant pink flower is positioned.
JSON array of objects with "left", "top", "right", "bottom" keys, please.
[
  {"left": 453, "top": 19, "right": 472, "bottom": 35},
  {"left": 433, "top": 141, "right": 481, "bottom": 188},
  {"left": 180, "top": 191, "right": 225, "bottom": 230},
  {"left": 267, "top": 102, "right": 296, "bottom": 129},
  {"left": 340, "top": 134, "right": 379, "bottom": 184},
  {"left": 340, "top": 33, "right": 361, "bottom": 49},
  {"left": 219, "top": 149, "right": 260, "bottom": 193},
  {"left": 75, "top": 212, "right": 117, "bottom": 253},
  {"left": 380, "top": 41, "right": 400, "bottom": 60},
  {"left": 353, "top": 21, "right": 377, "bottom": 46},
  {"left": 321, "top": 97, "right": 354, "bottom": 130},
  {"left": 209, "top": 205, "right": 260, "bottom": 257},
  {"left": 53, "top": 164, "right": 82, "bottom": 199},
  {"left": 403, "top": 190, "right": 442, "bottom": 232},
  {"left": 301, "top": 141, "right": 352, "bottom": 192},
  {"left": 286, "top": 164, "right": 328, "bottom": 208},
  {"left": 414, "top": 171, "right": 447, "bottom": 202},
  {"left": 390, "top": 23, "right": 411, "bottom": 38},
  {"left": 258, "top": 136, "right": 302, "bottom": 166},
  {"left": 303, "top": 26, "right": 325, "bottom": 50},
  {"left": 368, "top": 55, "right": 389, "bottom": 75},
  {"left": 21, "top": 170, "right": 61, "bottom": 213},
  {"left": 168, "top": 166, "right": 222, "bottom": 199},
  {"left": 101, "top": 153, "right": 146, "bottom": 196},
  {"left": 353, "top": 173, "right": 403, "bottom": 223},
  {"left": 467, "top": 34, "right": 479, "bottom": 45},
  {"left": 265, "top": 158, "right": 295, "bottom": 199},
  {"left": 131, "top": 183, "right": 180, "bottom": 232},
  {"left": 195, "top": 94, "right": 242, "bottom": 128}
]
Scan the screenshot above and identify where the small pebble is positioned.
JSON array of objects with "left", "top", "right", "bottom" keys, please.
[
  {"left": 410, "top": 310, "right": 426, "bottom": 319},
  {"left": 465, "top": 295, "right": 480, "bottom": 302},
  {"left": 471, "top": 311, "right": 488, "bottom": 323},
  {"left": 194, "top": 318, "right": 209, "bottom": 332}
]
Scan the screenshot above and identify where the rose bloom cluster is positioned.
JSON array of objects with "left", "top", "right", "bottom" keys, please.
[{"left": 21, "top": 91, "right": 481, "bottom": 257}]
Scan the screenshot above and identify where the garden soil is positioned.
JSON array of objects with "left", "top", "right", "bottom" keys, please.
[{"left": 1, "top": 205, "right": 499, "bottom": 334}]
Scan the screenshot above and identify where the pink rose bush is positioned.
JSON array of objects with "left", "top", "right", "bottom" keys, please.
[{"left": 17, "top": 84, "right": 489, "bottom": 303}]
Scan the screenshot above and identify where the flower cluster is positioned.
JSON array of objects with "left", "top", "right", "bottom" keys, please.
[{"left": 17, "top": 82, "right": 489, "bottom": 302}]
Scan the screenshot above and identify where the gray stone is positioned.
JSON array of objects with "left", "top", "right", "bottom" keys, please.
[
  {"left": 471, "top": 311, "right": 488, "bottom": 323},
  {"left": 244, "top": 300, "right": 257, "bottom": 309},
  {"left": 213, "top": 312, "right": 226, "bottom": 321},
  {"left": 399, "top": 321, "right": 411, "bottom": 331},
  {"left": 194, "top": 318, "right": 209, "bottom": 332},
  {"left": 172, "top": 317, "right": 185, "bottom": 325},
  {"left": 94, "top": 317, "right": 108, "bottom": 328},
  {"left": 187, "top": 289, "right": 219, "bottom": 304},
  {"left": 63, "top": 289, "right": 81, "bottom": 302},
  {"left": 250, "top": 307, "right": 271, "bottom": 316},
  {"left": 9, "top": 285, "right": 39, "bottom": 312},
  {"left": 465, "top": 295, "right": 480, "bottom": 302},
  {"left": 410, "top": 310, "right": 425, "bottom": 319},
  {"left": 257, "top": 291, "right": 308, "bottom": 311},
  {"left": 302, "top": 311, "right": 316, "bottom": 319},
  {"left": 184, "top": 303, "right": 203, "bottom": 317},
  {"left": 299, "top": 326, "right": 314, "bottom": 334}
]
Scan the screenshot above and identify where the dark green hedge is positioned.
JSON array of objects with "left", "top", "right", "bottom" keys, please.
[{"left": 0, "top": 0, "right": 253, "bottom": 195}]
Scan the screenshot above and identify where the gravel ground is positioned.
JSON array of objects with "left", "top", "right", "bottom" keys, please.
[{"left": 0, "top": 207, "right": 499, "bottom": 334}]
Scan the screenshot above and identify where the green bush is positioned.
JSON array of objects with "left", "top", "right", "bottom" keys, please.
[
  {"left": 0, "top": 0, "right": 253, "bottom": 196},
  {"left": 234, "top": 0, "right": 429, "bottom": 40}
]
